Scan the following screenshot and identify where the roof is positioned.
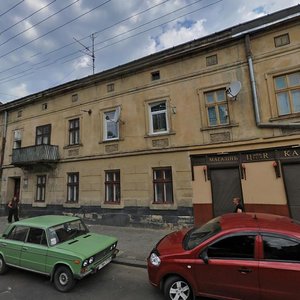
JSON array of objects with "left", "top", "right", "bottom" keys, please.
[
  {"left": 15, "top": 215, "right": 80, "bottom": 229},
  {"left": 1, "top": 5, "right": 300, "bottom": 111},
  {"left": 220, "top": 213, "right": 300, "bottom": 236}
]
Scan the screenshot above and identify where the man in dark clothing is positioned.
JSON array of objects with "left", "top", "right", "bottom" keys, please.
[
  {"left": 7, "top": 196, "right": 20, "bottom": 223},
  {"left": 233, "top": 197, "right": 244, "bottom": 213}
]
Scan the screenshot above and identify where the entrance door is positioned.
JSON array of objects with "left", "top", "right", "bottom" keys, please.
[
  {"left": 210, "top": 167, "right": 243, "bottom": 216},
  {"left": 282, "top": 163, "right": 300, "bottom": 221},
  {"left": 14, "top": 178, "right": 21, "bottom": 200}
]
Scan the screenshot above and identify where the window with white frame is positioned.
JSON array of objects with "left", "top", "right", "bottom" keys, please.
[
  {"left": 105, "top": 170, "right": 120, "bottom": 204},
  {"left": 67, "top": 172, "right": 79, "bottom": 203},
  {"left": 13, "top": 130, "right": 22, "bottom": 149},
  {"left": 205, "top": 89, "right": 229, "bottom": 126},
  {"left": 69, "top": 118, "right": 80, "bottom": 145},
  {"left": 153, "top": 167, "right": 173, "bottom": 204},
  {"left": 274, "top": 71, "right": 300, "bottom": 116},
  {"left": 149, "top": 101, "right": 168, "bottom": 134},
  {"left": 104, "top": 109, "right": 119, "bottom": 140},
  {"left": 36, "top": 175, "right": 46, "bottom": 202}
]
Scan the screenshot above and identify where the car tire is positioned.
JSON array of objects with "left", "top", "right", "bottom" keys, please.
[
  {"left": 53, "top": 266, "right": 75, "bottom": 292},
  {"left": 164, "top": 276, "right": 193, "bottom": 300},
  {"left": 0, "top": 255, "right": 8, "bottom": 275}
]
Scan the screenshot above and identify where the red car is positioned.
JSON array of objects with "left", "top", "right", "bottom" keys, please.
[{"left": 147, "top": 213, "right": 300, "bottom": 300}]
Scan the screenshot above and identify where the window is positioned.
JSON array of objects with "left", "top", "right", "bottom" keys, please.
[
  {"left": 36, "top": 175, "right": 46, "bottom": 202},
  {"left": 207, "top": 235, "right": 256, "bottom": 259},
  {"left": 42, "top": 103, "right": 48, "bottom": 110},
  {"left": 36, "top": 124, "right": 51, "bottom": 145},
  {"left": 151, "top": 71, "right": 160, "bottom": 81},
  {"left": 153, "top": 167, "right": 173, "bottom": 204},
  {"left": 17, "top": 110, "right": 22, "bottom": 118},
  {"left": 27, "top": 228, "right": 47, "bottom": 245},
  {"left": 13, "top": 129, "right": 22, "bottom": 149},
  {"left": 205, "top": 89, "right": 229, "bottom": 126},
  {"left": 105, "top": 170, "right": 120, "bottom": 204},
  {"left": 7, "top": 226, "right": 29, "bottom": 242},
  {"left": 206, "top": 54, "right": 218, "bottom": 66},
  {"left": 262, "top": 235, "right": 300, "bottom": 262},
  {"left": 69, "top": 118, "right": 80, "bottom": 145},
  {"left": 67, "top": 172, "right": 79, "bottom": 203},
  {"left": 71, "top": 94, "right": 78, "bottom": 102},
  {"left": 107, "top": 83, "right": 115, "bottom": 92},
  {"left": 149, "top": 101, "right": 168, "bottom": 134},
  {"left": 274, "top": 33, "right": 290, "bottom": 47},
  {"left": 274, "top": 72, "right": 300, "bottom": 115},
  {"left": 104, "top": 109, "right": 119, "bottom": 140}
]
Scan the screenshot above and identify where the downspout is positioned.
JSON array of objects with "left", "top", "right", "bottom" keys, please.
[
  {"left": 245, "top": 34, "right": 300, "bottom": 128},
  {"left": 0, "top": 110, "right": 8, "bottom": 175}
]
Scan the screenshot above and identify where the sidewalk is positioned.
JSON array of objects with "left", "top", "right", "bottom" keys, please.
[{"left": 0, "top": 216, "right": 173, "bottom": 269}]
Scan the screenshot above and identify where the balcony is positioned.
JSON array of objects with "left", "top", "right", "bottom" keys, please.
[{"left": 12, "top": 144, "right": 59, "bottom": 168}]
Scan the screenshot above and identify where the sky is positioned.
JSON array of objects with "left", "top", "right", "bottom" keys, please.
[{"left": 0, "top": 0, "right": 298, "bottom": 103}]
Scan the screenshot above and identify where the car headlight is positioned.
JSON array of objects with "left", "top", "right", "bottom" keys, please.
[
  {"left": 83, "top": 259, "right": 88, "bottom": 267},
  {"left": 89, "top": 257, "right": 94, "bottom": 264},
  {"left": 110, "top": 243, "right": 116, "bottom": 250},
  {"left": 150, "top": 252, "right": 161, "bottom": 267}
]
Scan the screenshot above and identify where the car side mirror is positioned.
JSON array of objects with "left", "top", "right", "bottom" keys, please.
[{"left": 200, "top": 251, "right": 209, "bottom": 264}]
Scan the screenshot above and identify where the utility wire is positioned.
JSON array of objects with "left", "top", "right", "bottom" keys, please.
[
  {"left": 0, "top": 0, "right": 78, "bottom": 47},
  {"left": 0, "top": 0, "right": 25, "bottom": 18},
  {"left": 0, "top": 0, "right": 112, "bottom": 60},
  {"left": 0, "top": 0, "right": 222, "bottom": 85},
  {"left": 0, "top": 0, "right": 56, "bottom": 36},
  {"left": 0, "top": 0, "right": 170, "bottom": 75}
]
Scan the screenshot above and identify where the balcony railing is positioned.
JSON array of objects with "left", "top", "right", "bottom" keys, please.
[{"left": 12, "top": 144, "right": 59, "bottom": 166}]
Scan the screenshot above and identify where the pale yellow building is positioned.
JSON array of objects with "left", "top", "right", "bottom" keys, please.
[{"left": 0, "top": 6, "right": 300, "bottom": 227}]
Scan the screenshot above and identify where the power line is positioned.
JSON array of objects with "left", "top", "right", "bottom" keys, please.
[
  {"left": 0, "top": 0, "right": 112, "bottom": 60},
  {"left": 0, "top": 0, "right": 223, "bottom": 86},
  {"left": 0, "top": 0, "right": 78, "bottom": 48},
  {"left": 0, "top": 0, "right": 25, "bottom": 18},
  {"left": 0, "top": 0, "right": 56, "bottom": 36}
]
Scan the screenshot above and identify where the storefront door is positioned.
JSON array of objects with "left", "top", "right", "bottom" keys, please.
[{"left": 210, "top": 167, "right": 243, "bottom": 216}]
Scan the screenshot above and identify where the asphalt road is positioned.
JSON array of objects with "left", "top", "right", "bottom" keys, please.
[{"left": 0, "top": 263, "right": 165, "bottom": 300}]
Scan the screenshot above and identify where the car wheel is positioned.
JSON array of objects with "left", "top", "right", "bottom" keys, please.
[
  {"left": 0, "top": 255, "right": 8, "bottom": 274},
  {"left": 53, "top": 266, "right": 75, "bottom": 292},
  {"left": 164, "top": 276, "right": 193, "bottom": 300}
]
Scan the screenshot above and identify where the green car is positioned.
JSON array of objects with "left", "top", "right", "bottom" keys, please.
[{"left": 0, "top": 215, "right": 118, "bottom": 292}]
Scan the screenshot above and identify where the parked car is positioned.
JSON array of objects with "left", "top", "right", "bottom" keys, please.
[
  {"left": 0, "top": 215, "right": 118, "bottom": 292},
  {"left": 147, "top": 213, "right": 300, "bottom": 300}
]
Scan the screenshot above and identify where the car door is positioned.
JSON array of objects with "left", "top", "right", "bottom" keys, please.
[
  {"left": 1, "top": 225, "right": 29, "bottom": 266},
  {"left": 20, "top": 227, "right": 48, "bottom": 273},
  {"left": 258, "top": 233, "right": 300, "bottom": 300},
  {"left": 193, "top": 233, "right": 260, "bottom": 300}
]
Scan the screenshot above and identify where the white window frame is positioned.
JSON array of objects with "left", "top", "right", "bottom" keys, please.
[
  {"left": 13, "top": 129, "right": 22, "bottom": 149},
  {"left": 148, "top": 101, "right": 169, "bottom": 135},
  {"left": 103, "top": 109, "right": 120, "bottom": 141}
]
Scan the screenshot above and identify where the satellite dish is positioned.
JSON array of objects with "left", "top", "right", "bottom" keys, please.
[{"left": 226, "top": 81, "right": 241, "bottom": 100}]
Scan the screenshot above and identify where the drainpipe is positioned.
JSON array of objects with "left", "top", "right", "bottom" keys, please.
[
  {"left": 245, "top": 34, "right": 300, "bottom": 128},
  {"left": 0, "top": 110, "right": 8, "bottom": 173}
]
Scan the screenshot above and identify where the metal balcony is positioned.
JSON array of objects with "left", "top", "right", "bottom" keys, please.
[{"left": 12, "top": 144, "right": 59, "bottom": 167}]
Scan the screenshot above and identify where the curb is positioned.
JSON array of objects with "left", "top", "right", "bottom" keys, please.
[{"left": 112, "top": 258, "right": 147, "bottom": 269}]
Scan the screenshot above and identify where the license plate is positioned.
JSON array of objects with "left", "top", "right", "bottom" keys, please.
[{"left": 97, "top": 257, "right": 112, "bottom": 270}]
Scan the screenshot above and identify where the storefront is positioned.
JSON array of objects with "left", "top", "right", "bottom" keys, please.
[{"left": 191, "top": 146, "right": 300, "bottom": 225}]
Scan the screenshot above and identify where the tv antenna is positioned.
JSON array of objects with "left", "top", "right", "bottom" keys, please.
[
  {"left": 226, "top": 81, "right": 241, "bottom": 100},
  {"left": 73, "top": 33, "right": 96, "bottom": 74}
]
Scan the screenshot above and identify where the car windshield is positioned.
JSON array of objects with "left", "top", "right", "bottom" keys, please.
[
  {"left": 183, "top": 217, "right": 221, "bottom": 250},
  {"left": 47, "top": 219, "right": 89, "bottom": 246}
]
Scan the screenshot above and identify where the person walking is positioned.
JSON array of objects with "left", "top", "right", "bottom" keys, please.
[
  {"left": 7, "top": 196, "right": 20, "bottom": 223},
  {"left": 232, "top": 197, "right": 244, "bottom": 213}
]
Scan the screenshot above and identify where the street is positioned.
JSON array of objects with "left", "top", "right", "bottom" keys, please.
[{"left": 0, "top": 263, "right": 164, "bottom": 300}]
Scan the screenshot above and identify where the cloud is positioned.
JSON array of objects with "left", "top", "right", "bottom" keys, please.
[
  {"left": 13, "top": 83, "right": 29, "bottom": 98},
  {"left": 154, "top": 19, "right": 207, "bottom": 50}
]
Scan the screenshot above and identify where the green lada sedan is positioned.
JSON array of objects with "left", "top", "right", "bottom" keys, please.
[{"left": 0, "top": 215, "right": 118, "bottom": 292}]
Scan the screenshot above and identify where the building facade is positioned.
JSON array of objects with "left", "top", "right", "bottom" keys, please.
[{"left": 0, "top": 6, "right": 300, "bottom": 227}]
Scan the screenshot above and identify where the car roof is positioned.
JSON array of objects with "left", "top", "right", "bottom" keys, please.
[
  {"left": 220, "top": 212, "right": 300, "bottom": 236},
  {"left": 14, "top": 215, "right": 80, "bottom": 229}
]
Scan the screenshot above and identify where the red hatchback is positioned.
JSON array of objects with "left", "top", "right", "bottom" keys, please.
[{"left": 147, "top": 213, "right": 300, "bottom": 300}]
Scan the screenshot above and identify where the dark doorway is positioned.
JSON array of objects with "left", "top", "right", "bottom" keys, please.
[
  {"left": 210, "top": 167, "right": 243, "bottom": 217},
  {"left": 13, "top": 177, "right": 21, "bottom": 200},
  {"left": 282, "top": 163, "right": 300, "bottom": 221}
]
